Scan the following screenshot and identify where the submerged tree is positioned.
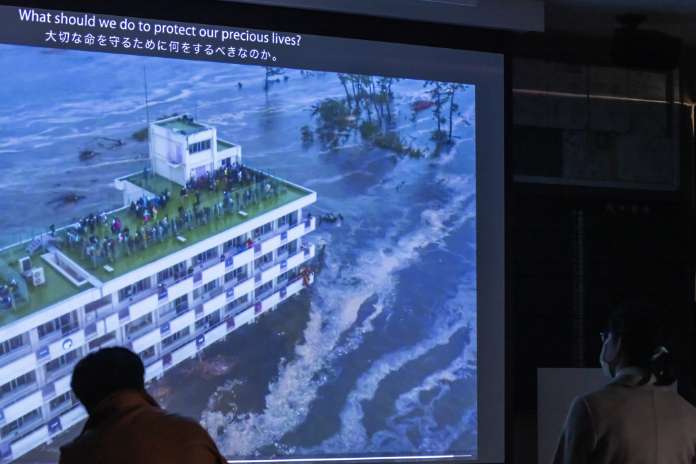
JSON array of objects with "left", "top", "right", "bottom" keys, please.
[
  {"left": 424, "top": 80, "right": 447, "bottom": 142},
  {"left": 336, "top": 74, "right": 399, "bottom": 128},
  {"left": 445, "top": 83, "right": 465, "bottom": 143},
  {"left": 311, "top": 98, "right": 353, "bottom": 149},
  {"left": 264, "top": 67, "right": 285, "bottom": 92},
  {"left": 309, "top": 74, "right": 424, "bottom": 157}
]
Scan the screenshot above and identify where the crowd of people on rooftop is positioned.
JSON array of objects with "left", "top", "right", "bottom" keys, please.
[
  {"left": 0, "top": 278, "right": 18, "bottom": 309},
  {"left": 58, "top": 164, "right": 285, "bottom": 271}
]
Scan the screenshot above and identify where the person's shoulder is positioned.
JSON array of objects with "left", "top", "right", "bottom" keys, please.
[
  {"left": 656, "top": 387, "right": 696, "bottom": 419},
  {"left": 572, "top": 383, "right": 626, "bottom": 414},
  {"left": 156, "top": 410, "right": 215, "bottom": 441},
  {"left": 58, "top": 429, "right": 99, "bottom": 464},
  {"left": 575, "top": 385, "right": 613, "bottom": 404}
]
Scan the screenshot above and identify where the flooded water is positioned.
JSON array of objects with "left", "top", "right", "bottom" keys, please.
[{"left": 0, "top": 45, "right": 477, "bottom": 461}]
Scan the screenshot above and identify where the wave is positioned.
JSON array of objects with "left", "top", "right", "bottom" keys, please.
[
  {"left": 306, "top": 280, "right": 475, "bottom": 455},
  {"left": 303, "top": 170, "right": 372, "bottom": 188},
  {"left": 370, "top": 289, "right": 477, "bottom": 454},
  {"left": 200, "top": 172, "right": 475, "bottom": 458},
  {"left": 304, "top": 193, "right": 477, "bottom": 454}
]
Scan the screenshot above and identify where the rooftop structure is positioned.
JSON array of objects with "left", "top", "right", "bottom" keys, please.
[
  {"left": 0, "top": 117, "right": 317, "bottom": 462},
  {"left": 149, "top": 115, "right": 241, "bottom": 186},
  {"left": 154, "top": 116, "right": 206, "bottom": 135}
]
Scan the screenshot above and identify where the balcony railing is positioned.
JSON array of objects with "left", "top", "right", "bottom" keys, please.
[
  {"left": 47, "top": 398, "right": 79, "bottom": 420},
  {"left": 82, "top": 216, "right": 313, "bottom": 329},
  {"left": 0, "top": 344, "right": 33, "bottom": 368},
  {"left": 0, "top": 410, "right": 43, "bottom": 443},
  {"left": 125, "top": 321, "right": 157, "bottom": 342},
  {"left": 37, "top": 323, "right": 80, "bottom": 347},
  {"left": 84, "top": 302, "right": 117, "bottom": 325},
  {"left": 45, "top": 358, "right": 80, "bottom": 384},
  {"left": 0, "top": 381, "right": 39, "bottom": 412}
]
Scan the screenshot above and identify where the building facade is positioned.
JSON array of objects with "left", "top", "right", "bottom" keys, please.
[{"left": 0, "top": 116, "right": 316, "bottom": 462}]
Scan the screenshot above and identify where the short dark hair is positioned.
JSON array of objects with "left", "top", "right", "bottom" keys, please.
[
  {"left": 71, "top": 347, "right": 145, "bottom": 412},
  {"left": 608, "top": 302, "right": 674, "bottom": 384}
]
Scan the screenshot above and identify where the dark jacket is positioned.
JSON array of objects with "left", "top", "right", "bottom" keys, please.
[
  {"left": 59, "top": 389, "right": 227, "bottom": 464},
  {"left": 554, "top": 368, "right": 696, "bottom": 464}
]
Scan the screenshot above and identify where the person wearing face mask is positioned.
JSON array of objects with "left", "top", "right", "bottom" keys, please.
[{"left": 553, "top": 303, "right": 696, "bottom": 464}]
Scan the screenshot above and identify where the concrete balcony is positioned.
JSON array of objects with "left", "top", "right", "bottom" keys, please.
[
  {"left": 0, "top": 381, "right": 38, "bottom": 413},
  {"left": 45, "top": 329, "right": 84, "bottom": 361},
  {"left": 41, "top": 373, "right": 72, "bottom": 404},
  {"left": 0, "top": 354, "right": 36, "bottom": 387},
  {"left": 164, "top": 276, "right": 194, "bottom": 302},
  {"left": 201, "top": 261, "right": 225, "bottom": 285},
  {"left": 128, "top": 293, "right": 159, "bottom": 321},
  {"left": 1, "top": 390, "right": 42, "bottom": 425},
  {"left": 8, "top": 420, "right": 47, "bottom": 461},
  {"left": 201, "top": 291, "right": 226, "bottom": 318},
  {"left": 131, "top": 327, "right": 162, "bottom": 354}
]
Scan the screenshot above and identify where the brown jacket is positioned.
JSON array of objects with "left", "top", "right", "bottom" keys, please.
[
  {"left": 554, "top": 369, "right": 696, "bottom": 464},
  {"left": 59, "top": 390, "right": 227, "bottom": 464}
]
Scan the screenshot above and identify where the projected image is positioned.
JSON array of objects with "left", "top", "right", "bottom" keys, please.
[{"left": 0, "top": 44, "right": 476, "bottom": 462}]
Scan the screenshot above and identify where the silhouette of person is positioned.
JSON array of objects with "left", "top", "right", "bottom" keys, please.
[
  {"left": 60, "top": 347, "right": 227, "bottom": 464},
  {"left": 553, "top": 303, "right": 696, "bottom": 464}
]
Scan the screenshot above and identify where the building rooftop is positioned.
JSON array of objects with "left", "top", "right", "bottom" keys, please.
[
  {"left": 57, "top": 170, "right": 310, "bottom": 281},
  {"left": 0, "top": 244, "right": 92, "bottom": 326},
  {"left": 217, "top": 139, "right": 235, "bottom": 151},
  {"left": 155, "top": 116, "right": 207, "bottom": 135},
  {"left": 0, "top": 167, "right": 311, "bottom": 328}
]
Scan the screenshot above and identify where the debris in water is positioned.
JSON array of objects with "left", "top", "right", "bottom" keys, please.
[
  {"left": 79, "top": 149, "right": 98, "bottom": 161},
  {"left": 48, "top": 192, "right": 85, "bottom": 205}
]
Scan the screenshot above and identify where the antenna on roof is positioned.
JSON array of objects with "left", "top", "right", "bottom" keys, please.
[
  {"left": 143, "top": 66, "right": 153, "bottom": 177},
  {"left": 143, "top": 66, "right": 151, "bottom": 126}
]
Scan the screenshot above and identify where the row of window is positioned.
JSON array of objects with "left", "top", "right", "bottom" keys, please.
[
  {"left": 0, "top": 234, "right": 301, "bottom": 367},
  {"left": 188, "top": 139, "right": 211, "bottom": 154},
  {"left": 1, "top": 407, "right": 41, "bottom": 439},
  {"left": 0, "top": 335, "right": 25, "bottom": 358},
  {"left": 0, "top": 371, "right": 35, "bottom": 402},
  {"left": 117, "top": 209, "right": 302, "bottom": 305},
  {"left": 0, "top": 210, "right": 307, "bottom": 404},
  {"left": 224, "top": 265, "right": 248, "bottom": 283},
  {"left": 126, "top": 313, "right": 154, "bottom": 339},
  {"left": 277, "top": 211, "right": 299, "bottom": 228},
  {"left": 194, "top": 247, "right": 218, "bottom": 266},
  {"left": 37, "top": 312, "right": 79, "bottom": 340},
  {"left": 45, "top": 349, "right": 80, "bottom": 376},
  {"left": 118, "top": 277, "right": 152, "bottom": 302},
  {"left": 0, "top": 348, "right": 81, "bottom": 407},
  {"left": 157, "top": 261, "right": 187, "bottom": 284},
  {"left": 88, "top": 332, "right": 117, "bottom": 351},
  {"left": 0, "top": 264, "right": 303, "bottom": 429},
  {"left": 252, "top": 222, "right": 273, "bottom": 239},
  {"left": 161, "top": 327, "right": 191, "bottom": 349},
  {"left": 0, "top": 391, "right": 77, "bottom": 440}
]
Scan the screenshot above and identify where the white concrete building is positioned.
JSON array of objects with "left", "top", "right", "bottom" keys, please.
[
  {"left": 0, "top": 117, "right": 316, "bottom": 462},
  {"left": 149, "top": 115, "right": 242, "bottom": 186}
]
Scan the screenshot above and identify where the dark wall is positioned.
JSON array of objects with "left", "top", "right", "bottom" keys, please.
[{"left": 507, "top": 30, "right": 694, "bottom": 461}]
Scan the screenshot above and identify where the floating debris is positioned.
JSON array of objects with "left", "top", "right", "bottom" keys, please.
[
  {"left": 47, "top": 192, "right": 86, "bottom": 205},
  {"left": 149, "top": 384, "right": 173, "bottom": 407},
  {"left": 96, "top": 137, "right": 125, "bottom": 149},
  {"left": 182, "top": 355, "right": 233, "bottom": 379},
  {"left": 318, "top": 212, "right": 343, "bottom": 225},
  {"left": 78, "top": 149, "right": 98, "bottom": 161},
  {"left": 411, "top": 99, "right": 434, "bottom": 112}
]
